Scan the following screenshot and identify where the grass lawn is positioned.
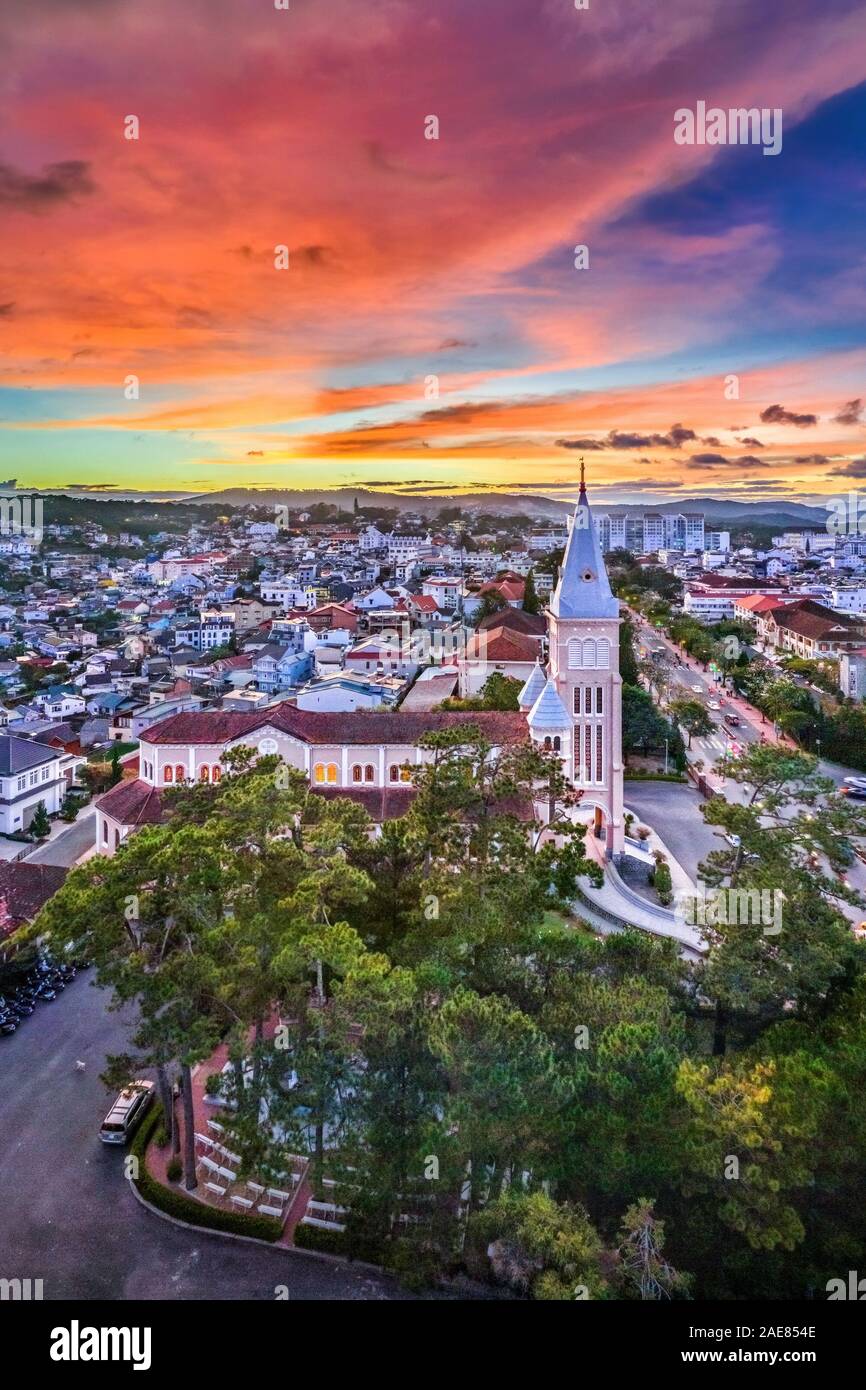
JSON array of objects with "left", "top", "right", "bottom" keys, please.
[{"left": 541, "top": 908, "right": 598, "bottom": 938}]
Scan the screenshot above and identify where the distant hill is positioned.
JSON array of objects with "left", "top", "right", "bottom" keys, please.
[{"left": 21, "top": 484, "right": 833, "bottom": 531}]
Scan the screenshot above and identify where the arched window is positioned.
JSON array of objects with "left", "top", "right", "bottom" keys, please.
[
  {"left": 400, "top": 767, "right": 412, "bottom": 783},
  {"left": 211, "top": 765, "right": 221, "bottom": 783},
  {"left": 175, "top": 764, "right": 186, "bottom": 783},
  {"left": 314, "top": 763, "right": 326, "bottom": 784},
  {"left": 389, "top": 765, "right": 399, "bottom": 783},
  {"left": 199, "top": 766, "right": 210, "bottom": 782},
  {"left": 114, "top": 829, "right": 120, "bottom": 849},
  {"left": 553, "top": 736, "right": 561, "bottom": 752},
  {"left": 583, "top": 638, "right": 597, "bottom": 668},
  {"left": 543, "top": 736, "right": 552, "bottom": 749},
  {"left": 364, "top": 765, "right": 375, "bottom": 782},
  {"left": 164, "top": 766, "right": 174, "bottom": 784},
  {"left": 597, "top": 638, "right": 610, "bottom": 669},
  {"left": 352, "top": 765, "right": 362, "bottom": 783},
  {"left": 567, "top": 638, "right": 582, "bottom": 669},
  {"left": 327, "top": 764, "right": 338, "bottom": 784}
]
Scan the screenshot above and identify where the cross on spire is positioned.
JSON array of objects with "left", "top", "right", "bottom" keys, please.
[{"left": 579, "top": 454, "right": 586, "bottom": 492}]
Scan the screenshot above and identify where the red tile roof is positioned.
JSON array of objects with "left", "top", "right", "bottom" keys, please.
[
  {"left": 312, "top": 786, "right": 417, "bottom": 819},
  {"left": 464, "top": 627, "right": 538, "bottom": 662},
  {"left": 0, "top": 862, "right": 68, "bottom": 937},
  {"left": 477, "top": 606, "right": 546, "bottom": 637},
  {"left": 95, "top": 778, "right": 165, "bottom": 826},
  {"left": 141, "top": 703, "right": 529, "bottom": 748}
]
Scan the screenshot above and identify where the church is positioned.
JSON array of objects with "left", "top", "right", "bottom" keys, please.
[{"left": 94, "top": 475, "right": 624, "bottom": 859}]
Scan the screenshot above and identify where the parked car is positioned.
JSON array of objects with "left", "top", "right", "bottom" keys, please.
[{"left": 99, "top": 1080, "right": 154, "bottom": 1145}]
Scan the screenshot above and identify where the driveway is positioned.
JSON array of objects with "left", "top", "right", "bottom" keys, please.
[
  {"left": 0, "top": 970, "right": 410, "bottom": 1300},
  {"left": 623, "top": 779, "right": 722, "bottom": 881}
]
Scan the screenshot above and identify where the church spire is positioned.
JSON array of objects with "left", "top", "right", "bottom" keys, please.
[{"left": 549, "top": 465, "right": 618, "bottom": 619}]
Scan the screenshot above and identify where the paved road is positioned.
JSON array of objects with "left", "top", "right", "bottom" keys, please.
[
  {"left": 24, "top": 811, "right": 95, "bottom": 867},
  {"left": 624, "top": 780, "right": 721, "bottom": 881},
  {"left": 0, "top": 971, "right": 409, "bottom": 1300}
]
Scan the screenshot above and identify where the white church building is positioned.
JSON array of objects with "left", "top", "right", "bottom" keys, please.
[{"left": 95, "top": 475, "right": 624, "bottom": 860}]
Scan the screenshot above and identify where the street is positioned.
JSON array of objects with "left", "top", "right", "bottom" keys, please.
[
  {"left": 25, "top": 811, "right": 96, "bottom": 867},
  {"left": 0, "top": 970, "right": 409, "bottom": 1300},
  {"left": 632, "top": 612, "right": 866, "bottom": 922}
]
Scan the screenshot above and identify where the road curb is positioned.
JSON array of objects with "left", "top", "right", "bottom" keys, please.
[{"left": 126, "top": 1174, "right": 388, "bottom": 1277}]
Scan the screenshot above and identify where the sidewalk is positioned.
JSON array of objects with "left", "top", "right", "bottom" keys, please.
[{"left": 579, "top": 825, "right": 706, "bottom": 956}]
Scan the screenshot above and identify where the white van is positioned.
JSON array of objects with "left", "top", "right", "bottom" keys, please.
[{"left": 99, "top": 1080, "right": 154, "bottom": 1145}]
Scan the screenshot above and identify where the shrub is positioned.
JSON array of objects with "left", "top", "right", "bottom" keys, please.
[
  {"left": 653, "top": 859, "right": 673, "bottom": 906},
  {"left": 166, "top": 1157, "right": 182, "bottom": 1182},
  {"left": 130, "top": 1105, "right": 282, "bottom": 1242}
]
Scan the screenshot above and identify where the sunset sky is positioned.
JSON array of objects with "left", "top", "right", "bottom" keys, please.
[{"left": 1, "top": 0, "right": 865, "bottom": 504}]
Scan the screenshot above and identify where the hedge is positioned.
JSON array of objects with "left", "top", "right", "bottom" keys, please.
[
  {"left": 294, "top": 1218, "right": 384, "bottom": 1266},
  {"left": 624, "top": 770, "right": 687, "bottom": 782},
  {"left": 130, "top": 1104, "right": 283, "bottom": 1243}
]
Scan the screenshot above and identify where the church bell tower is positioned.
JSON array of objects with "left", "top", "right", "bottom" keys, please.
[{"left": 523, "top": 460, "right": 624, "bottom": 857}]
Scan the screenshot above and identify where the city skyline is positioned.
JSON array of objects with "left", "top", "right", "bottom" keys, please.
[{"left": 1, "top": 0, "right": 865, "bottom": 502}]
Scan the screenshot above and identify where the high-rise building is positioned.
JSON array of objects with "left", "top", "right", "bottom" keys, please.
[{"left": 593, "top": 510, "right": 706, "bottom": 554}]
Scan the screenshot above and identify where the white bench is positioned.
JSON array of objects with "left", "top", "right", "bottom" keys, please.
[
  {"left": 258, "top": 1203, "right": 283, "bottom": 1218},
  {"left": 221, "top": 1149, "right": 241, "bottom": 1166},
  {"left": 267, "top": 1187, "right": 291, "bottom": 1204},
  {"left": 307, "top": 1199, "right": 348, "bottom": 1217},
  {"left": 302, "top": 1215, "right": 346, "bottom": 1232},
  {"left": 207, "top": 1119, "right": 225, "bottom": 1135},
  {"left": 230, "top": 1194, "right": 254, "bottom": 1211},
  {"left": 199, "top": 1155, "right": 220, "bottom": 1175},
  {"left": 218, "top": 1166, "right": 238, "bottom": 1183},
  {"left": 194, "top": 1132, "right": 214, "bottom": 1150},
  {"left": 205, "top": 1181, "right": 227, "bottom": 1198},
  {"left": 247, "top": 1181, "right": 266, "bottom": 1197}
]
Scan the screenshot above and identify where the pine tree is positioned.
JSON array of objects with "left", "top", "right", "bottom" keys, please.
[
  {"left": 522, "top": 568, "right": 540, "bottom": 614},
  {"left": 30, "top": 800, "right": 51, "bottom": 839}
]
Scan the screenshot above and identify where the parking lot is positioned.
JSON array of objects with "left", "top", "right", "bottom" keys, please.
[{"left": 0, "top": 968, "right": 408, "bottom": 1300}]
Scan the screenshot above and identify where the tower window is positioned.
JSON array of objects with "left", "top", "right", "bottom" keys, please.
[
  {"left": 596, "top": 726, "right": 603, "bottom": 782},
  {"left": 596, "top": 686, "right": 603, "bottom": 714},
  {"left": 573, "top": 687, "right": 581, "bottom": 715},
  {"left": 585, "top": 725, "right": 592, "bottom": 781},
  {"left": 584, "top": 686, "right": 592, "bottom": 714}
]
